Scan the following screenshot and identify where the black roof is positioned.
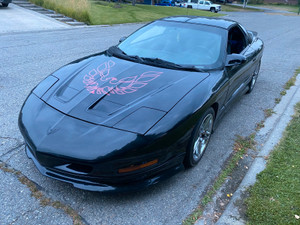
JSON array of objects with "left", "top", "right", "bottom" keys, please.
[{"left": 161, "top": 16, "right": 237, "bottom": 29}]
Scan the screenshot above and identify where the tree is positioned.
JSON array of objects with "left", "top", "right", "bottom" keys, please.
[
  {"left": 132, "top": 0, "right": 136, "bottom": 6},
  {"left": 243, "top": 0, "right": 248, "bottom": 8}
]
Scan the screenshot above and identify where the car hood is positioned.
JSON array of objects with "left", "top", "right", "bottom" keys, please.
[{"left": 40, "top": 53, "right": 209, "bottom": 133}]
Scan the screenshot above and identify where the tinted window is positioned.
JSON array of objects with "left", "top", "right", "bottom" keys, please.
[
  {"left": 192, "top": 0, "right": 198, "bottom": 3},
  {"left": 119, "top": 21, "right": 226, "bottom": 69},
  {"left": 227, "top": 26, "right": 248, "bottom": 54}
]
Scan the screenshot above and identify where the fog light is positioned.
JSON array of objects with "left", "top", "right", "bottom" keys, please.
[{"left": 118, "top": 159, "right": 158, "bottom": 173}]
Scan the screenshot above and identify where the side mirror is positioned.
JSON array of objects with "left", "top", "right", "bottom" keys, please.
[
  {"left": 119, "top": 36, "right": 127, "bottom": 43},
  {"left": 225, "top": 54, "right": 246, "bottom": 67},
  {"left": 247, "top": 31, "right": 254, "bottom": 43}
]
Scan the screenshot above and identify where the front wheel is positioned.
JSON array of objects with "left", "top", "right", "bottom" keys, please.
[
  {"left": 187, "top": 5, "right": 192, "bottom": 8},
  {"left": 247, "top": 60, "right": 261, "bottom": 94},
  {"left": 2, "top": 3, "right": 9, "bottom": 7},
  {"left": 184, "top": 108, "right": 215, "bottom": 168},
  {"left": 210, "top": 7, "right": 216, "bottom": 13}
]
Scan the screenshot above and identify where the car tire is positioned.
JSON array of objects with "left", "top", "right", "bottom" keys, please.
[
  {"left": 210, "top": 7, "right": 216, "bottom": 13},
  {"left": 247, "top": 60, "right": 261, "bottom": 94},
  {"left": 184, "top": 107, "right": 215, "bottom": 168},
  {"left": 187, "top": 5, "right": 192, "bottom": 8},
  {"left": 2, "top": 3, "right": 9, "bottom": 7}
]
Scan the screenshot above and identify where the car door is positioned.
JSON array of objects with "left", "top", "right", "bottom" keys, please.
[
  {"left": 197, "top": 0, "right": 205, "bottom": 9},
  {"left": 224, "top": 25, "right": 256, "bottom": 106},
  {"left": 188, "top": 0, "right": 199, "bottom": 8},
  {"left": 203, "top": 1, "right": 211, "bottom": 10}
]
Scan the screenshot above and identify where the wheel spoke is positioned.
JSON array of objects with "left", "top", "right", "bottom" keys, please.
[{"left": 192, "top": 113, "right": 213, "bottom": 161}]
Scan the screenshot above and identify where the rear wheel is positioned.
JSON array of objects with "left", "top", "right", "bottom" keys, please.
[
  {"left": 247, "top": 60, "right": 261, "bottom": 94},
  {"left": 187, "top": 5, "right": 192, "bottom": 8},
  {"left": 210, "top": 7, "right": 216, "bottom": 13},
  {"left": 2, "top": 3, "right": 9, "bottom": 7},
  {"left": 184, "top": 108, "right": 215, "bottom": 168}
]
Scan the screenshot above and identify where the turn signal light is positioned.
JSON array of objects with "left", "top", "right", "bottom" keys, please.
[{"left": 118, "top": 159, "right": 158, "bottom": 173}]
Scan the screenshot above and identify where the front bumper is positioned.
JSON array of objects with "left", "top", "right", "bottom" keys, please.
[
  {"left": 19, "top": 93, "right": 185, "bottom": 192},
  {"left": 26, "top": 144, "right": 184, "bottom": 192}
]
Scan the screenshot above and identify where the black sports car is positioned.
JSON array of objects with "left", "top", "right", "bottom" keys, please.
[{"left": 19, "top": 16, "right": 263, "bottom": 192}]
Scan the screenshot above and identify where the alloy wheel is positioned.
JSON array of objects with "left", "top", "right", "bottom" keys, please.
[{"left": 192, "top": 113, "right": 213, "bottom": 161}]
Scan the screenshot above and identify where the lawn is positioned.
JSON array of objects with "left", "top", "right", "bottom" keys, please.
[
  {"left": 29, "top": 0, "right": 265, "bottom": 25},
  {"left": 245, "top": 102, "right": 300, "bottom": 224},
  {"left": 89, "top": 2, "right": 223, "bottom": 25}
]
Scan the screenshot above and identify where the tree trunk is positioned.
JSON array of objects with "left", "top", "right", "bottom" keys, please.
[
  {"left": 243, "top": 0, "right": 248, "bottom": 8},
  {"left": 132, "top": 0, "right": 136, "bottom": 6}
]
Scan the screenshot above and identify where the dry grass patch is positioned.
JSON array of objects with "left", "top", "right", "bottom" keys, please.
[{"left": 29, "top": 0, "right": 91, "bottom": 24}]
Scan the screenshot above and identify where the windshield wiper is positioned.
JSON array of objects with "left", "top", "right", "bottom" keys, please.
[
  {"left": 141, "top": 57, "right": 204, "bottom": 72},
  {"left": 107, "top": 47, "right": 204, "bottom": 72},
  {"left": 107, "top": 46, "right": 143, "bottom": 63}
]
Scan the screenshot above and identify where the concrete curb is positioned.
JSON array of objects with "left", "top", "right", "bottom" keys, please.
[{"left": 216, "top": 73, "right": 300, "bottom": 225}]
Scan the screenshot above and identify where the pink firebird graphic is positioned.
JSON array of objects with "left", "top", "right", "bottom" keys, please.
[{"left": 83, "top": 60, "right": 162, "bottom": 95}]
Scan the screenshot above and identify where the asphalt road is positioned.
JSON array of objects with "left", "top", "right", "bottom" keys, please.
[{"left": 1, "top": 5, "right": 300, "bottom": 225}]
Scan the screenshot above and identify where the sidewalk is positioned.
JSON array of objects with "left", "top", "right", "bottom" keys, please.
[
  {"left": 216, "top": 73, "right": 300, "bottom": 224},
  {"left": 0, "top": 3, "right": 69, "bottom": 34},
  {"left": 229, "top": 3, "right": 293, "bottom": 13}
]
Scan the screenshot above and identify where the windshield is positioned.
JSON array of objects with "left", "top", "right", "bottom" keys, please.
[{"left": 118, "top": 21, "right": 226, "bottom": 69}]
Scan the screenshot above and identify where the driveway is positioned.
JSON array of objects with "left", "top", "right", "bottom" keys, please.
[
  {"left": 1, "top": 8, "right": 300, "bottom": 225},
  {"left": 0, "top": 3, "right": 68, "bottom": 33}
]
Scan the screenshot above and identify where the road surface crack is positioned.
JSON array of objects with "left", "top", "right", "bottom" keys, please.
[
  {"left": 0, "top": 160, "right": 85, "bottom": 225},
  {"left": 0, "top": 136, "right": 25, "bottom": 157},
  {"left": 9, "top": 206, "right": 40, "bottom": 225}
]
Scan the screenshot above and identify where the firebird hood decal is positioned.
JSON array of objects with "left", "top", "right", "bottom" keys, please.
[
  {"left": 83, "top": 60, "right": 162, "bottom": 96},
  {"left": 41, "top": 54, "right": 209, "bottom": 128}
]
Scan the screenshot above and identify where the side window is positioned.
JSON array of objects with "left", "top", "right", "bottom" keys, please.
[
  {"left": 191, "top": 0, "right": 198, "bottom": 3},
  {"left": 205, "top": 1, "right": 210, "bottom": 5},
  {"left": 227, "top": 26, "right": 248, "bottom": 54},
  {"left": 199, "top": 1, "right": 204, "bottom": 4}
]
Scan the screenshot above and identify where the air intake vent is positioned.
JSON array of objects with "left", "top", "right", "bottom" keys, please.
[{"left": 66, "top": 163, "right": 93, "bottom": 174}]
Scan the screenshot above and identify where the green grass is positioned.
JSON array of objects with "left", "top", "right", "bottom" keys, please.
[
  {"left": 28, "top": 0, "right": 263, "bottom": 25},
  {"left": 245, "top": 102, "right": 300, "bottom": 225},
  {"left": 89, "top": 2, "right": 223, "bottom": 25}
]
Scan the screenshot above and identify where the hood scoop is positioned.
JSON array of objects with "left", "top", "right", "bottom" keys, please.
[{"left": 88, "top": 99, "right": 124, "bottom": 116}]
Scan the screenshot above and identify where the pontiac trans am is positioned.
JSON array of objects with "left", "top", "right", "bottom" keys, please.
[{"left": 19, "top": 16, "right": 263, "bottom": 192}]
